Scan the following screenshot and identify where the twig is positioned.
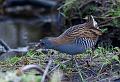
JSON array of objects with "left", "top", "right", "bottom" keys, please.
[
  {"left": 99, "top": 24, "right": 110, "bottom": 28},
  {"left": 0, "top": 39, "right": 11, "bottom": 51},
  {"left": 94, "top": 16, "right": 120, "bottom": 27},
  {"left": 19, "top": 64, "right": 50, "bottom": 79},
  {"left": 48, "top": 59, "right": 70, "bottom": 74},
  {"left": 97, "top": 63, "right": 105, "bottom": 75},
  {"left": 79, "top": 0, "right": 101, "bottom": 10},
  {"left": 41, "top": 59, "right": 53, "bottom": 82},
  {"left": 21, "top": 64, "right": 44, "bottom": 74},
  {"left": 86, "top": 72, "right": 109, "bottom": 81}
]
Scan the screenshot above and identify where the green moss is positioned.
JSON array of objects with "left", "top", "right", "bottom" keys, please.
[
  {"left": 21, "top": 74, "right": 41, "bottom": 82},
  {"left": 7, "top": 56, "right": 21, "bottom": 65}
]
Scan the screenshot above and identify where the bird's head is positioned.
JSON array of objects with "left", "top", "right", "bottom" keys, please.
[{"left": 35, "top": 38, "right": 55, "bottom": 50}]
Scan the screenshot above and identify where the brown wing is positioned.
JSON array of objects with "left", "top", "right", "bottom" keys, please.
[{"left": 49, "top": 24, "right": 102, "bottom": 45}]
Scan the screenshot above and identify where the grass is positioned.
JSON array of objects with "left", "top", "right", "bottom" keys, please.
[{"left": 0, "top": 47, "right": 120, "bottom": 82}]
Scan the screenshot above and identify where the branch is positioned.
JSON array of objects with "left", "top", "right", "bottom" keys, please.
[
  {"left": 18, "top": 64, "right": 50, "bottom": 80},
  {"left": 94, "top": 16, "right": 120, "bottom": 27},
  {"left": 0, "top": 39, "right": 11, "bottom": 51},
  {"left": 41, "top": 59, "right": 53, "bottom": 82},
  {"left": 79, "top": 0, "right": 101, "bottom": 9}
]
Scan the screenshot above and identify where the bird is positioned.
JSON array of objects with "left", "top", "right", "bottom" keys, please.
[{"left": 35, "top": 15, "right": 102, "bottom": 55}]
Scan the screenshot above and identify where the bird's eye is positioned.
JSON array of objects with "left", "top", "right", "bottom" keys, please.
[{"left": 40, "top": 42, "right": 45, "bottom": 46}]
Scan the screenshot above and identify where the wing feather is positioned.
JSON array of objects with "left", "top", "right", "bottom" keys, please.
[{"left": 50, "top": 23, "right": 102, "bottom": 45}]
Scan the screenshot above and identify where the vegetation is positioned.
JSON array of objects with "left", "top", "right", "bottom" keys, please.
[
  {"left": 59, "top": 0, "right": 120, "bottom": 28},
  {"left": 0, "top": 47, "right": 120, "bottom": 82}
]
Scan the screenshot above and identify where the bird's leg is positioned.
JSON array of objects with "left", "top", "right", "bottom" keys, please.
[
  {"left": 87, "top": 48, "right": 94, "bottom": 67},
  {"left": 90, "top": 48, "right": 94, "bottom": 62},
  {"left": 70, "top": 55, "right": 74, "bottom": 72},
  {"left": 71, "top": 55, "right": 74, "bottom": 68},
  {"left": 85, "top": 48, "right": 94, "bottom": 67}
]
